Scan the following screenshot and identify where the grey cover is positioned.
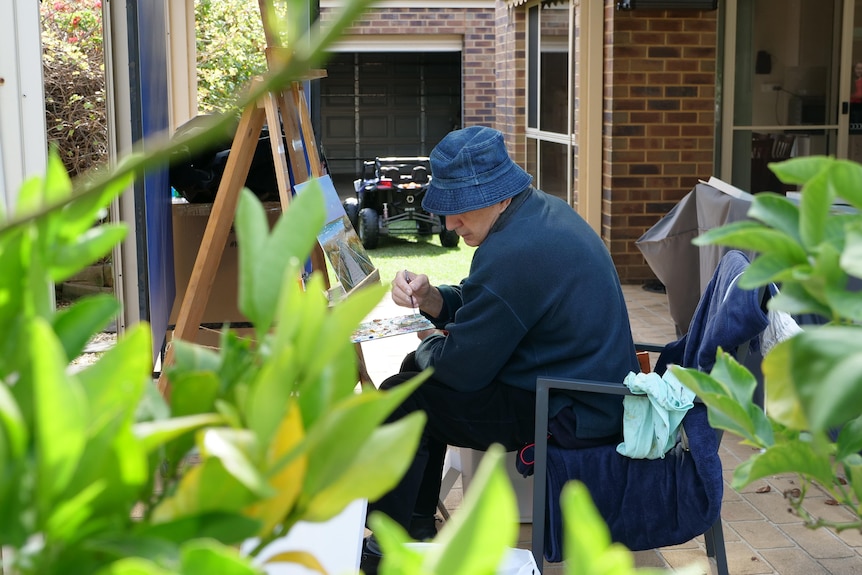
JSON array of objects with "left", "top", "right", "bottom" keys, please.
[{"left": 636, "top": 182, "right": 755, "bottom": 335}]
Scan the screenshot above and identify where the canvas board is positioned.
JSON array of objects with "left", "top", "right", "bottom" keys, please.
[{"left": 294, "top": 175, "right": 376, "bottom": 292}]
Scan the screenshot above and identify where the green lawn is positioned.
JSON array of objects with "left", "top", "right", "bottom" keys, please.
[{"left": 362, "top": 233, "right": 475, "bottom": 287}]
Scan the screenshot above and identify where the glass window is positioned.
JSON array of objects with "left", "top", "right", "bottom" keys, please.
[{"left": 526, "top": 1, "right": 573, "bottom": 203}]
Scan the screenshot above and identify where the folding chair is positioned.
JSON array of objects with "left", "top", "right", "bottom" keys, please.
[{"left": 530, "top": 250, "right": 771, "bottom": 575}]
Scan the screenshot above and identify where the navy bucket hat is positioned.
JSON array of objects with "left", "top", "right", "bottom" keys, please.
[{"left": 422, "top": 126, "right": 533, "bottom": 215}]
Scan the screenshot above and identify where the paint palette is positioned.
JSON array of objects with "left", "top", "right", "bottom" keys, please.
[{"left": 351, "top": 314, "right": 436, "bottom": 343}]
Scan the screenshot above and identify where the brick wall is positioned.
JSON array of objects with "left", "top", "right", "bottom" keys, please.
[
  {"left": 319, "top": 7, "right": 498, "bottom": 128},
  {"left": 604, "top": 4, "right": 718, "bottom": 283},
  {"left": 494, "top": 3, "right": 527, "bottom": 164}
]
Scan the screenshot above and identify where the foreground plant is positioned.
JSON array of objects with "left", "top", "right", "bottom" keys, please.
[{"left": 674, "top": 156, "right": 862, "bottom": 533}]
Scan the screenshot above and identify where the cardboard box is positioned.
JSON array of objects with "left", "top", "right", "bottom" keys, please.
[{"left": 169, "top": 200, "right": 282, "bottom": 338}]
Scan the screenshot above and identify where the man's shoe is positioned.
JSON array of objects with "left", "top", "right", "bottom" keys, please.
[
  {"left": 408, "top": 514, "right": 439, "bottom": 541},
  {"left": 360, "top": 537, "right": 382, "bottom": 575}
]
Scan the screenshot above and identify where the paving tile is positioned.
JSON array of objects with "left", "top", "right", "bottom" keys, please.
[
  {"left": 721, "top": 541, "right": 775, "bottom": 574},
  {"left": 729, "top": 520, "right": 794, "bottom": 549},
  {"left": 758, "top": 548, "right": 829, "bottom": 575},
  {"left": 779, "top": 523, "right": 856, "bottom": 559},
  {"left": 740, "top": 488, "right": 802, "bottom": 525},
  {"left": 818, "top": 555, "right": 862, "bottom": 575},
  {"left": 721, "top": 498, "right": 765, "bottom": 522},
  {"left": 632, "top": 549, "right": 668, "bottom": 568}
]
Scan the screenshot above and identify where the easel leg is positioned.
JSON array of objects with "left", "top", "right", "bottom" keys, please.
[{"left": 158, "top": 103, "right": 267, "bottom": 397}]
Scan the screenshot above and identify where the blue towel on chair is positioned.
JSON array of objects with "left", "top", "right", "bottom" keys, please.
[{"left": 543, "top": 403, "right": 723, "bottom": 562}]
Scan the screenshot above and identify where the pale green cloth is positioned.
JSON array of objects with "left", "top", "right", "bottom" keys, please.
[{"left": 616, "top": 370, "right": 695, "bottom": 460}]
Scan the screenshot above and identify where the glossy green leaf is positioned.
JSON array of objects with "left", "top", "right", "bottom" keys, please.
[
  {"left": 747, "top": 192, "right": 801, "bottom": 243},
  {"left": 732, "top": 440, "right": 835, "bottom": 490},
  {"left": 561, "top": 482, "right": 631, "bottom": 575},
  {"left": 134, "top": 413, "right": 225, "bottom": 454},
  {"left": 199, "top": 427, "right": 272, "bottom": 498},
  {"left": 236, "top": 187, "right": 325, "bottom": 335},
  {"left": 764, "top": 327, "right": 862, "bottom": 432},
  {"left": 59, "top": 172, "right": 134, "bottom": 238},
  {"left": 96, "top": 557, "right": 173, "bottom": 575},
  {"left": 737, "top": 252, "right": 798, "bottom": 289},
  {"left": 843, "top": 456, "right": 862, "bottom": 504},
  {"left": 298, "top": 375, "right": 426, "bottom": 499},
  {"left": 769, "top": 283, "right": 833, "bottom": 319},
  {"left": 370, "top": 444, "right": 517, "bottom": 575},
  {"left": 52, "top": 294, "right": 121, "bottom": 361},
  {"left": 30, "top": 318, "right": 89, "bottom": 509},
  {"left": 841, "top": 220, "right": 862, "bottom": 278},
  {"left": 245, "top": 344, "right": 298, "bottom": 445},
  {"left": 151, "top": 458, "right": 257, "bottom": 524},
  {"left": 15, "top": 153, "right": 72, "bottom": 218},
  {"left": 302, "top": 411, "right": 425, "bottom": 522},
  {"left": 761, "top": 339, "right": 808, "bottom": 431},
  {"left": 0, "top": 382, "right": 27, "bottom": 460},
  {"left": 673, "top": 354, "right": 773, "bottom": 447},
  {"left": 134, "top": 511, "right": 260, "bottom": 546},
  {"left": 798, "top": 165, "right": 833, "bottom": 249},
  {"left": 830, "top": 159, "right": 862, "bottom": 210},
  {"left": 693, "top": 221, "right": 807, "bottom": 263},
  {"left": 76, "top": 324, "right": 151, "bottom": 429},
  {"left": 51, "top": 224, "right": 128, "bottom": 283},
  {"left": 180, "top": 539, "right": 263, "bottom": 575},
  {"left": 169, "top": 339, "right": 222, "bottom": 376},
  {"left": 835, "top": 416, "right": 862, "bottom": 460},
  {"left": 769, "top": 155, "right": 830, "bottom": 186},
  {"left": 44, "top": 480, "right": 105, "bottom": 542}
]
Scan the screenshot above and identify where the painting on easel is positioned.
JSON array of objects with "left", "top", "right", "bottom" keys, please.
[{"left": 294, "top": 175, "right": 376, "bottom": 293}]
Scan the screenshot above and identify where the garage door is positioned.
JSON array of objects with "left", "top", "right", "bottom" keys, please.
[{"left": 319, "top": 52, "right": 461, "bottom": 182}]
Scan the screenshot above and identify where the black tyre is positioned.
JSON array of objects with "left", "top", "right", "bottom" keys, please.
[
  {"left": 359, "top": 207, "right": 380, "bottom": 249},
  {"left": 343, "top": 197, "right": 360, "bottom": 232},
  {"left": 439, "top": 217, "right": 460, "bottom": 248}
]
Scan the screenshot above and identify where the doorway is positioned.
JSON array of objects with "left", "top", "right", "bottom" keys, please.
[{"left": 720, "top": 0, "right": 860, "bottom": 194}]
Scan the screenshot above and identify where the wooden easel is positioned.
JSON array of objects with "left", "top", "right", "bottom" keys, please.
[{"left": 157, "top": 5, "right": 374, "bottom": 397}]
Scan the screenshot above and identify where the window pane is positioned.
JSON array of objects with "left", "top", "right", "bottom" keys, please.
[
  {"left": 540, "top": 5, "right": 570, "bottom": 134},
  {"left": 528, "top": 5, "right": 539, "bottom": 129},
  {"left": 539, "top": 139, "right": 567, "bottom": 201}
]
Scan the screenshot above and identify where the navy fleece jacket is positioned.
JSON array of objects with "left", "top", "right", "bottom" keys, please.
[{"left": 414, "top": 188, "right": 639, "bottom": 439}]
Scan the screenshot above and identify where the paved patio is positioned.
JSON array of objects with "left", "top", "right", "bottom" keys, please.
[{"left": 358, "top": 284, "right": 862, "bottom": 575}]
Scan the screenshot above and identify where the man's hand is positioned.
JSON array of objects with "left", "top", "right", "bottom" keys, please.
[{"left": 391, "top": 270, "right": 444, "bottom": 317}]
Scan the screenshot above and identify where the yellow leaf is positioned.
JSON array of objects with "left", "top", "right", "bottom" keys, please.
[
  {"left": 264, "top": 550, "right": 326, "bottom": 574},
  {"left": 245, "top": 398, "right": 307, "bottom": 535}
]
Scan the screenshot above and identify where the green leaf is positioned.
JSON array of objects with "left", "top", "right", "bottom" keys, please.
[
  {"left": 370, "top": 444, "right": 517, "bottom": 575},
  {"left": 52, "top": 294, "right": 120, "bottom": 361},
  {"left": 134, "top": 511, "right": 260, "bottom": 546},
  {"left": 835, "top": 416, "right": 862, "bottom": 460},
  {"left": 0, "top": 383, "right": 27, "bottom": 460},
  {"left": 180, "top": 539, "right": 263, "bottom": 575},
  {"left": 168, "top": 339, "right": 222, "bottom": 376},
  {"left": 51, "top": 223, "right": 128, "bottom": 282},
  {"left": 841, "top": 220, "right": 862, "bottom": 278},
  {"left": 96, "top": 557, "right": 173, "bottom": 575},
  {"left": 301, "top": 411, "right": 425, "bottom": 522},
  {"left": 737, "top": 253, "right": 798, "bottom": 289},
  {"left": 235, "top": 187, "right": 325, "bottom": 335},
  {"left": 673, "top": 356, "right": 773, "bottom": 447},
  {"left": 747, "top": 192, "right": 801, "bottom": 244},
  {"left": 198, "top": 427, "right": 273, "bottom": 498},
  {"left": 769, "top": 155, "right": 831, "bottom": 186},
  {"left": 764, "top": 327, "right": 862, "bottom": 432},
  {"left": 30, "top": 318, "right": 89, "bottom": 510},
  {"left": 245, "top": 344, "right": 299, "bottom": 445},
  {"left": 732, "top": 440, "right": 835, "bottom": 490},
  {"left": 799, "top": 166, "right": 834, "bottom": 249},
  {"left": 693, "top": 221, "right": 807, "bottom": 263},
  {"left": 761, "top": 339, "right": 808, "bottom": 431},
  {"left": 769, "top": 283, "right": 833, "bottom": 319},
  {"left": 560, "top": 481, "right": 633, "bottom": 575},
  {"left": 151, "top": 458, "right": 258, "bottom": 524},
  {"left": 298, "top": 374, "right": 426, "bottom": 502},
  {"left": 134, "top": 413, "right": 225, "bottom": 454},
  {"left": 830, "top": 159, "right": 862, "bottom": 211}
]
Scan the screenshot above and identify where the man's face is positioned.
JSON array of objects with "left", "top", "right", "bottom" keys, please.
[{"left": 443, "top": 199, "right": 512, "bottom": 246}]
